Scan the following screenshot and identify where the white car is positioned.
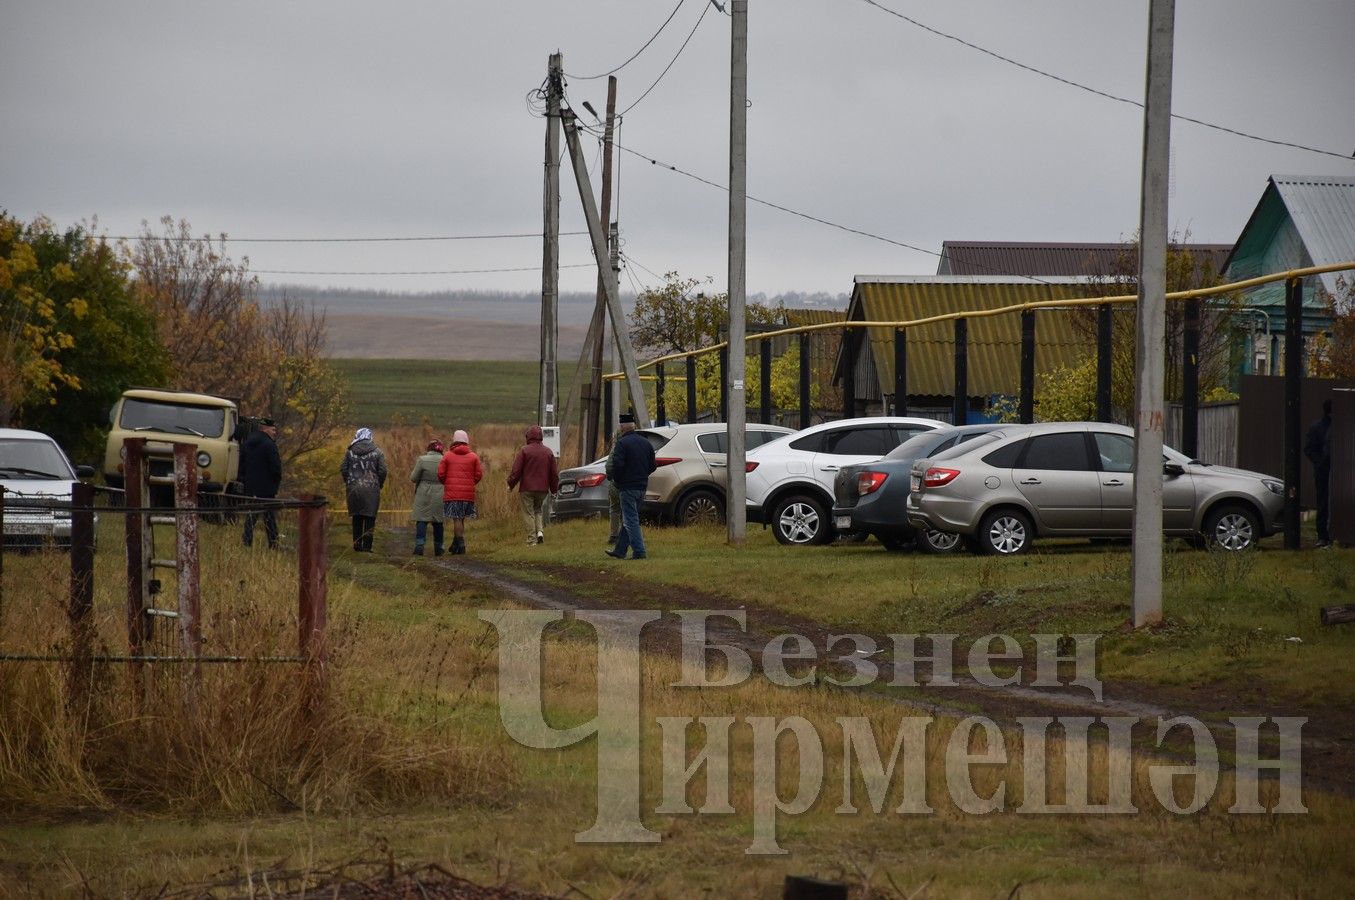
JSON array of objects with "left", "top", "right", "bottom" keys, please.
[
  {"left": 1, "top": 428, "right": 96, "bottom": 549},
  {"left": 745, "top": 416, "right": 945, "bottom": 544}
]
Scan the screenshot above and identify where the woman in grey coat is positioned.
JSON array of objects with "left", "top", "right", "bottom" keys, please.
[
  {"left": 340, "top": 427, "right": 388, "bottom": 552},
  {"left": 409, "top": 439, "right": 446, "bottom": 556}
]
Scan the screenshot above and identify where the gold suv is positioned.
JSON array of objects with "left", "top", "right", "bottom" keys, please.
[{"left": 555, "top": 423, "right": 794, "bottom": 525}]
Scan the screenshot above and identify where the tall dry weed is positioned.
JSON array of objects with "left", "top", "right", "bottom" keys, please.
[{"left": 0, "top": 529, "right": 516, "bottom": 815}]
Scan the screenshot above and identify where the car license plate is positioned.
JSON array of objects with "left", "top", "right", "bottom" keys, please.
[
  {"left": 834, "top": 516, "right": 852, "bottom": 530},
  {"left": 559, "top": 483, "right": 578, "bottom": 495},
  {"left": 910, "top": 475, "right": 921, "bottom": 492},
  {"left": 2, "top": 522, "right": 47, "bottom": 535}
]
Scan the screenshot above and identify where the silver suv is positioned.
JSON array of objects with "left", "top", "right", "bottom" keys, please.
[{"left": 905, "top": 422, "right": 1285, "bottom": 554}]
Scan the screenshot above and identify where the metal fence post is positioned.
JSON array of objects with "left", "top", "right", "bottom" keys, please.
[
  {"left": 67, "top": 481, "right": 95, "bottom": 706},
  {"left": 893, "top": 329, "right": 908, "bottom": 416},
  {"left": 1019, "top": 310, "right": 1036, "bottom": 423},
  {"left": 656, "top": 362, "right": 667, "bottom": 426},
  {"left": 686, "top": 355, "right": 698, "bottom": 422},
  {"left": 719, "top": 346, "right": 729, "bottom": 423},
  {"left": 1182, "top": 298, "right": 1200, "bottom": 458},
  {"left": 798, "top": 333, "right": 811, "bottom": 429},
  {"left": 603, "top": 377, "right": 613, "bottom": 438},
  {"left": 1097, "top": 303, "right": 1114, "bottom": 422},
  {"left": 842, "top": 331, "right": 856, "bottom": 419},
  {"left": 953, "top": 318, "right": 968, "bottom": 426},
  {"left": 1284, "top": 277, "right": 1303, "bottom": 549},
  {"left": 759, "top": 339, "right": 772, "bottom": 424}
]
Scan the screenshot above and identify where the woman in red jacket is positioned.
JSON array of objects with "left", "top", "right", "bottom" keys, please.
[{"left": 437, "top": 429, "right": 483, "bottom": 555}]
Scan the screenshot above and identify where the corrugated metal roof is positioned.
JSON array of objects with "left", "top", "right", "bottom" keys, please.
[
  {"left": 846, "top": 280, "right": 1096, "bottom": 397},
  {"left": 938, "top": 241, "right": 1232, "bottom": 279},
  {"left": 1272, "top": 176, "right": 1355, "bottom": 299}
]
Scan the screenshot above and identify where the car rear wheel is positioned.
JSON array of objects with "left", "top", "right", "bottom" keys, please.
[
  {"left": 676, "top": 489, "right": 724, "bottom": 526},
  {"left": 917, "top": 525, "right": 963, "bottom": 554},
  {"left": 976, "top": 508, "right": 1033, "bottom": 555},
  {"left": 1202, "top": 504, "right": 1260, "bottom": 552},
  {"left": 772, "top": 494, "right": 832, "bottom": 546}
]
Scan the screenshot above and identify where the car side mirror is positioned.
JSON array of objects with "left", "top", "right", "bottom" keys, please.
[
  {"left": 75, "top": 465, "right": 96, "bottom": 480},
  {"left": 1163, "top": 462, "right": 1185, "bottom": 478}
]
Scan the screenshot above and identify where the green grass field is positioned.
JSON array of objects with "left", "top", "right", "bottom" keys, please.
[{"left": 333, "top": 358, "right": 577, "bottom": 430}]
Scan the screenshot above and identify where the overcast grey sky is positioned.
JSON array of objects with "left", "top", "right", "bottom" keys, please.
[{"left": 3, "top": 0, "right": 1352, "bottom": 298}]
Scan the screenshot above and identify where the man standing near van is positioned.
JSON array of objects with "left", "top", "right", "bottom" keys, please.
[
  {"left": 240, "top": 417, "right": 282, "bottom": 549},
  {"left": 605, "top": 414, "right": 656, "bottom": 560}
]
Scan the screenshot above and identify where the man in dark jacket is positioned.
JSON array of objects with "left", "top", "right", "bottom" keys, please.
[
  {"left": 240, "top": 417, "right": 282, "bottom": 548},
  {"left": 508, "top": 425, "right": 561, "bottom": 545},
  {"left": 605, "top": 414, "right": 656, "bottom": 560},
  {"left": 1304, "top": 398, "right": 1333, "bottom": 548}
]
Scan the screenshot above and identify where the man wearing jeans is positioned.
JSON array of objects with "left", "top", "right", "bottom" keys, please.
[{"left": 605, "top": 414, "right": 656, "bottom": 560}]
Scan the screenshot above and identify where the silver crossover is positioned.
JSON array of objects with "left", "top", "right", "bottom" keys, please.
[{"left": 905, "top": 422, "right": 1285, "bottom": 554}]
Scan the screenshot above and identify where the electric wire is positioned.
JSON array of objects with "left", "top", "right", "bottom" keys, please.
[
  {"left": 857, "top": 0, "right": 1352, "bottom": 161},
  {"left": 575, "top": 124, "right": 1058, "bottom": 285},
  {"left": 252, "top": 263, "right": 596, "bottom": 276},
  {"left": 564, "top": 0, "right": 688, "bottom": 81},
  {"left": 617, "top": 0, "right": 712, "bottom": 118},
  {"left": 106, "top": 231, "right": 588, "bottom": 244}
]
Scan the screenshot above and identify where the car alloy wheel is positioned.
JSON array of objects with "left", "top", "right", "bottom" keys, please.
[
  {"left": 979, "top": 510, "right": 1031, "bottom": 555},
  {"left": 773, "top": 494, "right": 830, "bottom": 545},
  {"left": 919, "top": 526, "right": 962, "bottom": 554},
  {"left": 678, "top": 489, "right": 724, "bottom": 526},
  {"left": 1207, "top": 506, "right": 1258, "bottom": 552}
]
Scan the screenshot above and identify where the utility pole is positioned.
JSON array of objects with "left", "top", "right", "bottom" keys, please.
[
  {"left": 562, "top": 110, "right": 649, "bottom": 423},
  {"left": 539, "top": 53, "right": 562, "bottom": 428},
  {"left": 1130, "top": 0, "right": 1175, "bottom": 629},
  {"left": 585, "top": 77, "right": 618, "bottom": 460},
  {"left": 726, "top": 0, "right": 749, "bottom": 545}
]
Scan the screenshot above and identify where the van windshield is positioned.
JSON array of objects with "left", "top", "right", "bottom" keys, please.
[{"left": 120, "top": 398, "right": 226, "bottom": 438}]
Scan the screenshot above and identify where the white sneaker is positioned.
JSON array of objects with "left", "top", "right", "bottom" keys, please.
[{"left": 536, "top": 531, "right": 545, "bottom": 545}]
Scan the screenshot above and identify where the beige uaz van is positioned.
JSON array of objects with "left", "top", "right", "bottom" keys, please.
[{"left": 103, "top": 388, "right": 241, "bottom": 500}]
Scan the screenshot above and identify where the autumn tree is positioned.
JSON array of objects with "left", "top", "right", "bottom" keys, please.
[
  {"left": 132, "top": 217, "right": 348, "bottom": 463},
  {"left": 1036, "top": 235, "right": 1241, "bottom": 422},
  {"left": 628, "top": 272, "right": 785, "bottom": 355},
  {"left": 0, "top": 213, "right": 168, "bottom": 459},
  {"left": 1309, "top": 275, "right": 1355, "bottom": 379}
]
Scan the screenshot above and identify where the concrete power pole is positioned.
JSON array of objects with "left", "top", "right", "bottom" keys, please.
[
  {"left": 1130, "top": 0, "right": 1175, "bottom": 629},
  {"left": 561, "top": 110, "right": 649, "bottom": 423},
  {"left": 539, "top": 53, "right": 563, "bottom": 428},
  {"left": 584, "top": 77, "right": 619, "bottom": 460},
  {"left": 726, "top": 0, "right": 749, "bottom": 545}
]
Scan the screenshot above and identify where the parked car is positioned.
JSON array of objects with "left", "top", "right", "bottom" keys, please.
[
  {"left": 553, "top": 423, "right": 794, "bottom": 525},
  {"left": 1, "top": 428, "right": 96, "bottom": 550},
  {"left": 833, "top": 424, "right": 1017, "bottom": 552},
  {"left": 745, "top": 416, "right": 945, "bottom": 545},
  {"left": 905, "top": 422, "right": 1285, "bottom": 554}
]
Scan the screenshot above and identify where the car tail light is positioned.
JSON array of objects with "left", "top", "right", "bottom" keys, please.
[
  {"left": 577, "top": 473, "right": 606, "bottom": 488},
  {"left": 745, "top": 461, "right": 759, "bottom": 473},
  {"left": 857, "top": 471, "right": 888, "bottom": 495},
  {"left": 655, "top": 457, "right": 682, "bottom": 467},
  {"left": 923, "top": 467, "right": 960, "bottom": 488}
]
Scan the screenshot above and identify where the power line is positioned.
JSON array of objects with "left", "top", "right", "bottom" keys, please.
[
  {"left": 105, "top": 230, "right": 588, "bottom": 244},
  {"left": 594, "top": 132, "right": 1057, "bottom": 284},
  {"left": 857, "top": 0, "right": 1353, "bottom": 161},
  {"left": 616, "top": 0, "right": 713, "bottom": 118},
  {"left": 252, "top": 263, "right": 596, "bottom": 276},
  {"left": 564, "top": 0, "right": 688, "bottom": 81}
]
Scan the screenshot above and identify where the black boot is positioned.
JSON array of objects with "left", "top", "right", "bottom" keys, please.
[
  {"left": 413, "top": 545, "right": 425, "bottom": 556},
  {"left": 451, "top": 536, "right": 465, "bottom": 555}
]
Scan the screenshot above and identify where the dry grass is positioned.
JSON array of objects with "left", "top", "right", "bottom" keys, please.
[
  {"left": 0, "top": 522, "right": 514, "bottom": 816},
  {"left": 2, "top": 499, "right": 1354, "bottom": 896}
]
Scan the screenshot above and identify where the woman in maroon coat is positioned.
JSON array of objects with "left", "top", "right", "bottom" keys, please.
[
  {"left": 507, "top": 425, "right": 560, "bottom": 545},
  {"left": 437, "top": 429, "right": 483, "bottom": 555}
]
